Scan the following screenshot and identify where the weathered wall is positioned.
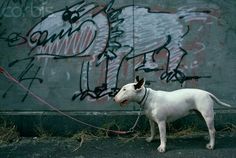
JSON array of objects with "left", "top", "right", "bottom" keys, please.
[{"left": 0, "top": 0, "right": 235, "bottom": 113}]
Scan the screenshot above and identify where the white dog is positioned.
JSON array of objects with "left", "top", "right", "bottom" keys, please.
[{"left": 114, "top": 76, "right": 231, "bottom": 152}]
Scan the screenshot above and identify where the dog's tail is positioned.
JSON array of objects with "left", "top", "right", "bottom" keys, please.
[{"left": 208, "top": 93, "right": 231, "bottom": 107}]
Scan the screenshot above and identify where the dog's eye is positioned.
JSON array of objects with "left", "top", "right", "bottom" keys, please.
[{"left": 123, "top": 88, "right": 126, "bottom": 91}]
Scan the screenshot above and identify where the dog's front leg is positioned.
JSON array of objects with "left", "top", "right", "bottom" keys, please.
[
  {"left": 146, "top": 119, "right": 156, "bottom": 142},
  {"left": 157, "top": 121, "right": 166, "bottom": 153}
]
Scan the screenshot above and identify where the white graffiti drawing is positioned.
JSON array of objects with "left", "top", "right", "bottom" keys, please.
[{"left": 25, "top": 0, "right": 216, "bottom": 100}]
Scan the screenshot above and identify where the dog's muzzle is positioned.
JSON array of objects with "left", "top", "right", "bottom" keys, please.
[{"left": 114, "top": 97, "right": 128, "bottom": 107}]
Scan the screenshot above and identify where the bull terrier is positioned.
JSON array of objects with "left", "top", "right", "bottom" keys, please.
[{"left": 114, "top": 76, "right": 231, "bottom": 152}]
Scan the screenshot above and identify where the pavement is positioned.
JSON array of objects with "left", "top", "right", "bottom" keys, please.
[{"left": 0, "top": 132, "right": 235, "bottom": 158}]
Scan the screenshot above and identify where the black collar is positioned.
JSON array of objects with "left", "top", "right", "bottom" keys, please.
[{"left": 138, "top": 88, "right": 148, "bottom": 105}]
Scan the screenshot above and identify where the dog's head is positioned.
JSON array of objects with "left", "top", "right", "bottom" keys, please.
[{"left": 114, "top": 76, "right": 145, "bottom": 107}]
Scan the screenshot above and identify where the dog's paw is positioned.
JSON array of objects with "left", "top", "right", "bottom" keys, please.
[
  {"left": 157, "top": 145, "right": 166, "bottom": 153},
  {"left": 145, "top": 137, "right": 153, "bottom": 143},
  {"left": 206, "top": 143, "right": 214, "bottom": 150}
]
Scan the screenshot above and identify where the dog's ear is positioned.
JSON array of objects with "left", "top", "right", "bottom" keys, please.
[
  {"left": 135, "top": 76, "right": 140, "bottom": 83},
  {"left": 134, "top": 78, "right": 145, "bottom": 90}
]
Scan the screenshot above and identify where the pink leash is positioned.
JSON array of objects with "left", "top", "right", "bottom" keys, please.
[{"left": 0, "top": 66, "right": 141, "bottom": 135}]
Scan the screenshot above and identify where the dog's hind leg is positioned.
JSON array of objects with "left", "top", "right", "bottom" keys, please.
[
  {"left": 203, "top": 114, "right": 215, "bottom": 150},
  {"left": 146, "top": 119, "right": 156, "bottom": 142},
  {"left": 199, "top": 107, "right": 216, "bottom": 150}
]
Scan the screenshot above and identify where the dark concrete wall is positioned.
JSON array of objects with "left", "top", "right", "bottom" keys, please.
[{"left": 0, "top": 0, "right": 235, "bottom": 114}]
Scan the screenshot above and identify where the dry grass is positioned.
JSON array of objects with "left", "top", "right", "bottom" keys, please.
[
  {"left": 0, "top": 121, "right": 20, "bottom": 144},
  {"left": 34, "top": 126, "right": 53, "bottom": 139},
  {"left": 118, "top": 132, "right": 142, "bottom": 143},
  {"left": 71, "top": 121, "right": 121, "bottom": 151},
  {"left": 118, "top": 124, "right": 203, "bottom": 143},
  {"left": 96, "top": 121, "right": 121, "bottom": 138},
  {"left": 220, "top": 123, "right": 236, "bottom": 133},
  {"left": 167, "top": 123, "right": 201, "bottom": 137},
  {"left": 72, "top": 130, "right": 99, "bottom": 151},
  {"left": 71, "top": 122, "right": 205, "bottom": 148},
  {"left": 171, "top": 126, "right": 200, "bottom": 137}
]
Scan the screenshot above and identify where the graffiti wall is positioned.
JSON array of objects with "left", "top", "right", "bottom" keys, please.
[{"left": 0, "top": 0, "right": 235, "bottom": 112}]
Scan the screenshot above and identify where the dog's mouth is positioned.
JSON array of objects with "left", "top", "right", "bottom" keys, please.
[{"left": 120, "top": 100, "right": 128, "bottom": 107}]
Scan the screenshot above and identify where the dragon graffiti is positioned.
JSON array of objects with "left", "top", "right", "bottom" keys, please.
[{"left": 1, "top": 0, "right": 216, "bottom": 102}]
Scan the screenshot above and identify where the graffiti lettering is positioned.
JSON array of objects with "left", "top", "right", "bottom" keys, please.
[{"left": 2, "top": 58, "right": 43, "bottom": 102}]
